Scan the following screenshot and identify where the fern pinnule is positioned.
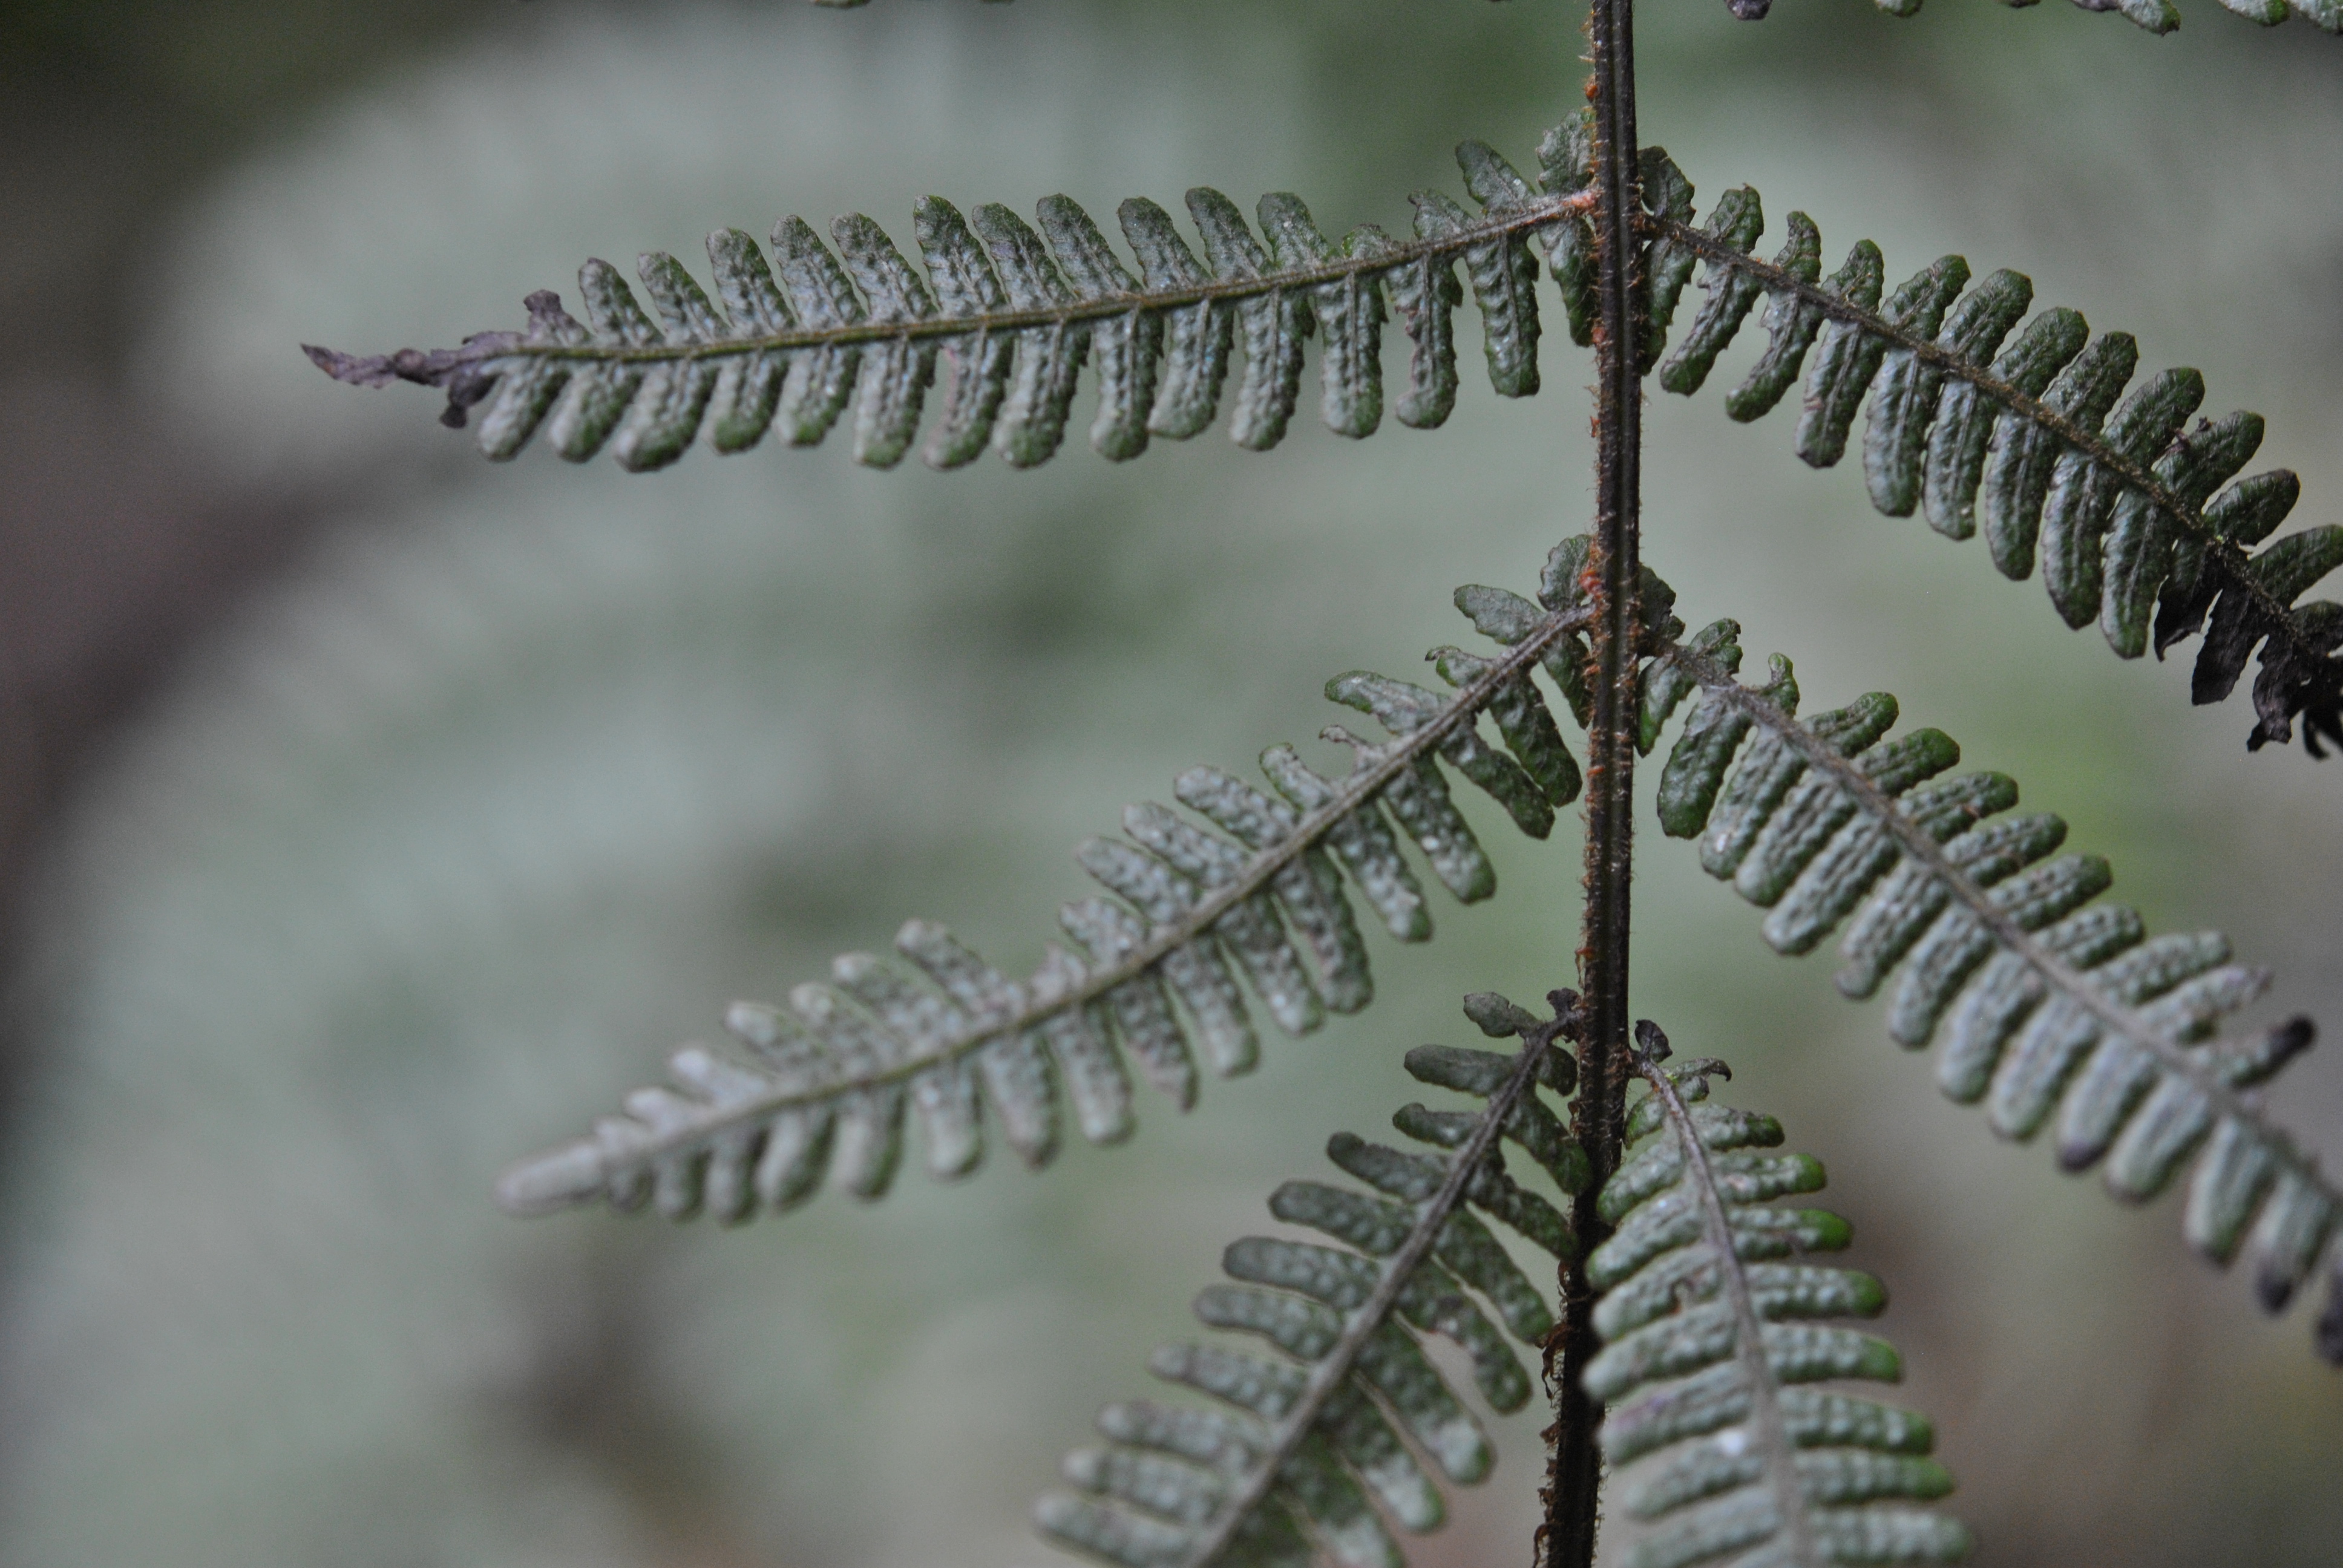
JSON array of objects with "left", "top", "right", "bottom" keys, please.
[
  {"left": 306, "top": 136, "right": 1593, "bottom": 473},
  {"left": 1642, "top": 622, "right": 2343, "bottom": 1361},
  {"left": 1593, "top": 1030, "right": 1971, "bottom": 1568},
  {"left": 493, "top": 565, "right": 1630, "bottom": 1224},
  {"left": 1634, "top": 151, "right": 2343, "bottom": 756},
  {"left": 1038, "top": 991, "right": 1582, "bottom": 1568}
]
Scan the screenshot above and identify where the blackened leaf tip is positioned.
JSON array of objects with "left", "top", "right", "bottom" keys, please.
[{"left": 304, "top": 344, "right": 398, "bottom": 388}]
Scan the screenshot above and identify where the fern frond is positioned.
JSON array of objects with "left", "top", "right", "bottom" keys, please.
[
  {"left": 493, "top": 563, "right": 1623, "bottom": 1221},
  {"left": 1036, "top": 991, "right": 1582, "bottom": 1568},
  {"left": 305, "top": 135, "right": 1593, "bottom": 471},
  {"left": 1592, "top": 1031, "right": 1971, "bottom": 1568},
  {"left": 1636, "top": 155, "right": 2343, "bottom": 757},
  {"left": 1647, "top": 629, "right": 2343, "bottom": 1363}
]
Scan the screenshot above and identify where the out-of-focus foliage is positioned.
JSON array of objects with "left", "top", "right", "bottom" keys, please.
[{"left": 0, "top": 4, "right": 2338, "bottom": 1567}]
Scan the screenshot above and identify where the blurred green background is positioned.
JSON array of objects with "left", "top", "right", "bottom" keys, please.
[{"left": 0, "top": 2, "right": 2337, "bottom": 1564}]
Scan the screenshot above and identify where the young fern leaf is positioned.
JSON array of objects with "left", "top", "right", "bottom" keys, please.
[
  {"left": 1037, "top": 991, "right": 1585, "bottom": 1568},
  {"left": 304, "top": 136, "right": 1594, "bottom": 471},
  {"left": 1592, "top": 1031, "right": 1971, "bottom": 1568},
  {"left": 1636, "top": 154, "right": 2343, "bottom": 757},
  {"left": 493, "top": 570, "right": 1612, "bottom": 1223},
  {"left": 1645, "top": 629, "right": 2343, "bottom": 1364}
]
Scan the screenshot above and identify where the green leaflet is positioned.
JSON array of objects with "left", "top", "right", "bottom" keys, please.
[
  {"left": 1980, "top": 330, "right": 2137, "bottom": 581},
  {"left": 1259, "top": 199, "right": 1385, "bottom": 440},
  {"left": 974, "top": 201, "right": 1090, "bottom": 468},
  {"left": 1038, "top": 995, "right": 1581, "bottom": 1568},
  {"left": 1637, "top": 148, "right": 1700, "bottom": 372},
  {"left": 309, "top": 131, "right": 1586, "bottom": 469},
  {"left": 1040, "top": 194, "right": 1158, "bottom": 460},
  {"left": 1536, "top": 111, "right": 1601, "bottom": 347},
  {"left": 768, "top": 214, "right": 863, "bottom": 445},
  {"left": 1722, "top": 210, "right": 1823, "bottom": 423},
  {"left": 1192, "top": 186, "right": 1314, "bottom": 452},
  {"left": 2040, "top": 367, "right": 2204, "bottom": 628},
  {"left": 1869, "top": 267, "right": 2024, "bottom": 518},
  {"left": 1648, "top": 629, "right": 2343, "bottom": 1362},
  {"left": 912, "top": 195, "right": 1014, "bottom": 469},
  {"left": 1657, "top": 186, "right": 1766, "bottom": 397},
  {"left": 493, "top": 564, "right": 1596, "bottom": 1223},
  {"left": 1637, "top": 177, "right": 2340, "bottom": 756},
  {"left": 1789, "top": 240, "right": 1889, "bottom": 470},
  {"left": 1592, "top": 1039, "right": 1969, "bottom": 1568}
]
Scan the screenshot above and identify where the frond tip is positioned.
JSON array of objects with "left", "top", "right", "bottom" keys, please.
[
  {"left": 1643, "top": 622, "right": 2343, "bottom": 1364},
  {"left": 306, "top": 132, "right": 1594, "bottom": 471},
  {"left": 1594, "top": 1030, "right": 1971, "bottom": 1568},
  {"left": 1636, "top": 152, "right": 2343, "bottom": 756},
  {"left": 1038, "top": 990, "right": 1584, "bottom": 1568},
  {"left": 495, "top": 562, "right": 1604, "bottom": 1224}
]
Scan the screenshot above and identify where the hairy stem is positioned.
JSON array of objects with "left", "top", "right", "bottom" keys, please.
[
  {"left": 1646, "top": 212, "right": 2339, "bottom": 709},
  {"left": 1545, "top": 2, "right": 1642, "bottom": 1566},
  {"left": 1180, "top": 1024, "right": 1564, "bottom": 1568}
]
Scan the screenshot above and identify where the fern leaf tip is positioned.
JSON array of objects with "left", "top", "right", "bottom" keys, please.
[
  {"left": 304, "top": 342, "right": 392, "bottom": 387},
  {"left": 494, "top": 1143, "right": 602, "bottom": 1216}
]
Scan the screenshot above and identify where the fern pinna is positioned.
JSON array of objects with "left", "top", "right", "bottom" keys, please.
[
  {"left": 1634, "top": 612, "right": 2343, "bottom": 1362},
  {"left": 306, "top": 144, "right": 1583, "bottom": 471},
  {"left": 1634, "top": 147, "right": 2343, "bottom": 756},
  {"left": 1038, "top": 992, "right": 1581, "bottom": 1568},
  {"left": 494, "top": 566, "right": 1613, "bottom": 1221},
  {"left": 312, "top": 118, "right": 2341, "bottom": 757},
  {"left": 1593, "top": 1032, "right": 1968, "bottom": 1568}
]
